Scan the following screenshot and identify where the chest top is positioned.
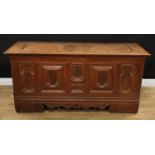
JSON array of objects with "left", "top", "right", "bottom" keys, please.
[{"left": 5, "top": 41, "right": 150, "bottom": 56}]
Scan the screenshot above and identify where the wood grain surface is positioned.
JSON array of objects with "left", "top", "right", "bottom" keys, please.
[
  {"left": 5, "top": 42, "right": 150, "bottom": 56},
  {"left": 0, "top": 85, "right": 155, "bottom": 120}
]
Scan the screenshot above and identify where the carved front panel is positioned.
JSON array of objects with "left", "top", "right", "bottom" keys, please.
[
  {"left": 68, "top": 63, "right": 87, "bottom": 94},
  {"left": 18, "top": 63, "right": 36, "bottom": 93},
  {"left": 39, "top": 63, "right": 65, "bottom": 93},
  {"left": 89, "top": 65, "right": 114, "bottom": 94},
  {"left": 118, "top": 64, "right": 137, "bottom": 94}
]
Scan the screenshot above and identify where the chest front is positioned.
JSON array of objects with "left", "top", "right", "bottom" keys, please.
[{"left": 5, "top": 42, "right": 150, "bottom": 113}]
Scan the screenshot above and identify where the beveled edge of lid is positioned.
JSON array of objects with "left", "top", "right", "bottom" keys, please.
[{"left": 4, "top": 41, "right": 151, "bottom": 57}]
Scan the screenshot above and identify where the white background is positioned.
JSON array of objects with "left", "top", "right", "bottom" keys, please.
[
  {"left": 0, "top": 0, "right": 155, "bottom": 155},
  {"left": 0, "top": 0, "right": 155, "bottom": 34},
  {"left": 0, "top": 121, "right": 155, "bottom": 155}
]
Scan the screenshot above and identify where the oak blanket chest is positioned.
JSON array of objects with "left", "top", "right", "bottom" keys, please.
[{"left": 5, "top": 42, "right": 150, "bottom": 113}]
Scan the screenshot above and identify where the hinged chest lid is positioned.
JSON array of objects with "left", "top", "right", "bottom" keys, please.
[{"left": 5, "top": 41, "right": 150, "bottom": 56}]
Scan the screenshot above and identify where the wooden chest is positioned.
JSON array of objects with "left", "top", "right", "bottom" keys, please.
[{"left": 5, "top": 42, "right": 150, "bottom": 113}]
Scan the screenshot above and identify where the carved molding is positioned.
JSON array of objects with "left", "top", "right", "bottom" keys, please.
[
  {"left": 44, "top": 103, "right": 111, "bottom": 110},
  {"left": 71, "top": 90, "right": 84, "bottom": 94},
  {"left": 19, "top": 63, "right": 36, "bottom": 93},
  {"left": 119, "top": 64, "right": 136, "bottom": 94}
]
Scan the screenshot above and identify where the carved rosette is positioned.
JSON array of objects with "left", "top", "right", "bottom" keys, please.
[
  {"left": 119, "top": 64, "right": 136, "bottom": 94},
  {"left": 19, "top": 63, "right": 36, "bottom": 93}
]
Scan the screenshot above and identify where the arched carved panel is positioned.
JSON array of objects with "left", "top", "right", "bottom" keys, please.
[
  {"left": 18, "top": 63, "right": 36, "bottom": 93},
  {"left": 119, "top": 64, "right": 136, "bottom": 94}
]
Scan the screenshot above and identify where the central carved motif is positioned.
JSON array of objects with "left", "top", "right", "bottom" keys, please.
[
  {"left": 71, "top": 65, "right": 84, "bottom": 82},
  {"left": 91, "top": 66, "right": 113, "bottom": 90},
  {"left": 97, "top": 71, "right": 109, "bottom": 88},
  {"left": 69, "top": 64, "right": 86, "bottom": 94},
  {"left": 46, "top": 71, "right": 58, "bottom": 88},
  {"left": 64, "top": 44, "right": 94, "bottom": 52}
]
